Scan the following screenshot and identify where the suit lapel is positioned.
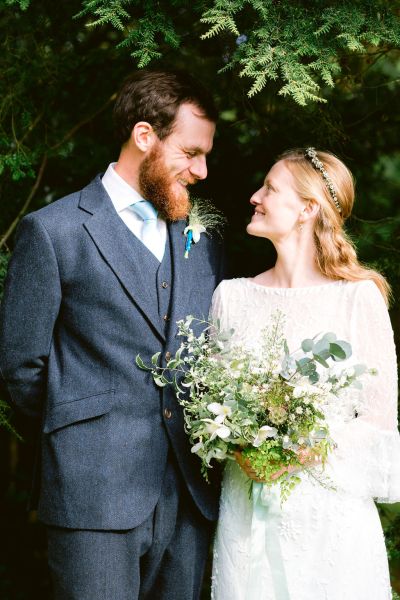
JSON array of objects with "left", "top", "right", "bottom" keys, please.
[
  {"left": 167, "top": 220, "right": 196, "bottom": 339},
  {"left": 80, "top": 176, "right": 165, "bottom": 341}
]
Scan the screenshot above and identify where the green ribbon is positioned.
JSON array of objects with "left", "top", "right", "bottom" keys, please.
[{"left": 247, "top": 482, "right": 291, "bottom": 599}]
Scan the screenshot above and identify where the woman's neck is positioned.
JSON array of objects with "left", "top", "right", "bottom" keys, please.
[{"left": 254, "top": 235, "right": 334, "bottom": 288}]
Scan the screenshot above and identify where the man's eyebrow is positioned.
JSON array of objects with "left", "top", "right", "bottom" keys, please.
[
  {"left": 264, "top": 177, "right": 276, "bottom": 188},
  {"left": 184, "top": 145, "right": 213, "bottom": 155}
]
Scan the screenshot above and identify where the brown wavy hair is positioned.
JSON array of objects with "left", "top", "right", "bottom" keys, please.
[
  {"left": 113, "top": 69, "right": 218, "bottom": 146},
  {"left": 278, "top": 148, "right": 390, "bottom": 305}
]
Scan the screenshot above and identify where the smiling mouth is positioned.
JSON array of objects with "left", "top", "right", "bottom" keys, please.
[{"left": 177, "top": 177, "right": 197, "bottom": 187}]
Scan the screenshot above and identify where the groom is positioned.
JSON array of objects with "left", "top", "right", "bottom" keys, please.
[{"left": 0, "top": 70, "right": 223, "bottom": 599}]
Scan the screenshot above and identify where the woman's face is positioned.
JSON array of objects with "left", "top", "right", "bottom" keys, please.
[{"left": 246, "top": 160, "right": 306, "bottom": 242}]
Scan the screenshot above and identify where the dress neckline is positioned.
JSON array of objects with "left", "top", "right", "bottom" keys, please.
[{"left": 239, "top": 277, "right": 349, "bottom": 295}]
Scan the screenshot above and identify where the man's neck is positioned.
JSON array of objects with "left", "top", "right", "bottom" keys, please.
[{"left": 114, "top": 148, "right": 142, "bottom": 191}]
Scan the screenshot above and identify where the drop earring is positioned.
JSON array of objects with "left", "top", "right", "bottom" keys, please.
[{"left": 298, "top": 206, "right": 306, "bottom": 232}]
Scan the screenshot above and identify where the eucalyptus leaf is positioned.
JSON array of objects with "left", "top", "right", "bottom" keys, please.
[
  {"left": 313, "top": 354, "right": 329, "bottom": 368},
  {"left": 309, "top": 371, "right": 320, "bottom": 384},
  {"left": 313, "top": 338, "right": 330, "bottom": 355},
  {"left": 330, "top": 341, "right": 352, "bottom": 361},
  {"left": 301, "top": 338, "right": 314, "bottom": 353},
  {"left": 297, "top": 357, "right": 312, "bottom": 368},
  {"left": 336, "top": 340, "right": 352, "bottom": 359},
  {"left": 322, "top": 332, "right": 337, "bottom": 343},
  {"left": 296, "top": 357, "right": 317, "bottom": 376},
  {"left": 314, "top": 348, "right": 331, "bottom": 361}
]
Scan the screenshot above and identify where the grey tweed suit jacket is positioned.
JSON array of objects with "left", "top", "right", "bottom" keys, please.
[{"left": 0, "top": 175, "right": 224, "bottom": 529}]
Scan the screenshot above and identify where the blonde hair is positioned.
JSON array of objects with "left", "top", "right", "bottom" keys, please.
[{"left": 278, "top": 148, "right": 390, "bottom": 305}]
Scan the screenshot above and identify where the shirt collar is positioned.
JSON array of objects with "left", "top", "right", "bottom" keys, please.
[{"left": 102, "top": 162, "right": 144, "bottom": 213}]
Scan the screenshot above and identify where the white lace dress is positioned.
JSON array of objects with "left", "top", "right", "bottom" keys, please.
[{"left": 210, "top": 278, "right": 400, "bottom": 600}]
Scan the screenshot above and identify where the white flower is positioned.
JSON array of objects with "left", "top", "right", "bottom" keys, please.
[
  {"left": 202, "top": 419, "right": 231, "bottom": 441},
  {"left": 293, "top": 386, "right": 305, "bottom": 399},
  {"left": 346, "top": 367, "right": 355, "bottom": 377},
  {"left": 250, "top": 366, "right": 264, "bottom": 375},
  {"left": 184, "top": 223, "right": 207, "bottom": 243},
  {"left": 295, "top": 406, "right": 303, "bottom": 415},
  {"left": 191, "top": 441, "right": 204, "bottom": 454},
  {"left": 253, "top": 425, "right": 278, "bottom": 447},
  {"left": 207, "top": 402, "right": 232, "bottom": 420},
  {"left": 212, "top": 447, "right": 228, "bottom": 460}
]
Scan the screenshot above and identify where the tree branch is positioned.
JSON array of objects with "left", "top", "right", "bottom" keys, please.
[
  {"left": 0, "top": 153, "right": 48, "bottom": 250},
  {"left": 0, "top": 92, "right": 116, "bottom": 249},
  {"left": 50, "top": 92, "right": 116, "bottom": 152}
]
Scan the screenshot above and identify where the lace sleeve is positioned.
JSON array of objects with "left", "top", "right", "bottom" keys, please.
[
  {"left": 209, "top": 281, "right": 227, "bottom": 328},
  {"left": 329, "top": 280, "right": 400, "bottom": 503}
]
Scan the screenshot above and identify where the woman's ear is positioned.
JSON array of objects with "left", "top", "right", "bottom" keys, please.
[
  {"left": 301, "top": 199, "right": 320, "bottom": 222},
  {"left": 130, "top": 121, "right": 156, "bottom": 153}
]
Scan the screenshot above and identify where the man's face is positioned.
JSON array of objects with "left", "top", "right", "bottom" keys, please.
[{"left": 139, "top": 103, "right": 216, "bottom": 221}]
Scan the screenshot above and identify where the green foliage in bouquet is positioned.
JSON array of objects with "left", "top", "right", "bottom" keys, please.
[{"left": 137, "top": 310, "right": 373, "bottom": 501}]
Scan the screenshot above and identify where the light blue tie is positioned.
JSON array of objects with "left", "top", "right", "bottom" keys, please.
[{"left": 130, "top": 200, "right": 162, "bottom": 260}]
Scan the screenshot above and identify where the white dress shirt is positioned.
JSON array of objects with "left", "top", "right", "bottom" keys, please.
[{"left": 102, "top": 163, "right": 166, "bottom": 261}]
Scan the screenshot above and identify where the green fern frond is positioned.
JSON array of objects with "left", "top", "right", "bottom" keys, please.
[
  {"left": 74, "top": 0, "right": 400, "bottom": 105},
  {"left": 5, "top": 0, "right": 31, "bottom": 9},
  {"left": 117, "top": 11, "right": 180, "bottom": 66},
  {"left": 200, "top": 14, "right": 239, "bottom": 39},
  {"left": 76, "top": 0, "right": 131, "bottom": 30}
]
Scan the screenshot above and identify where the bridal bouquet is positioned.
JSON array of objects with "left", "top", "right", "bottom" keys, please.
[{"left": 137, "top": 311, "right": 372, "bottom": 500}]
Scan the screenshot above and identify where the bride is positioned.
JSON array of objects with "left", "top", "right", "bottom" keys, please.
[{"left": 210, "top": 148, "right": 400, "bottom": 600}]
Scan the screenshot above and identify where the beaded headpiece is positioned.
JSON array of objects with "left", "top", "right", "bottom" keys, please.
[{"left": 304, "top": 148, "right": 341, "bottom": 214}]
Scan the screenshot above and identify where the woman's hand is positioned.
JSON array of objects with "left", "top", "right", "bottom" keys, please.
[
  {"left": 234, "top": 451, "right": 269, "bottom": 483},
  {"left": 234, "top": 448, "right": 321, "bottom": 483}
]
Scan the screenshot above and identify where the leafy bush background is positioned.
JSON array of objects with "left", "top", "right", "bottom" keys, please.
[{"left": 0, "top": 1, "right": 399, "bottom": 597}]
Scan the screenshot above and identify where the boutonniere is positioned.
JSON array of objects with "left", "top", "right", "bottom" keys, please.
[{"left": 184, "top": 198, "right": 225, "bottom": 259}]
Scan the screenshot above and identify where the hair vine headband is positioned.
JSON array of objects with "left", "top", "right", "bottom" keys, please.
[{"left": 304, "top": 147, "right": 341, "bottom": 214}]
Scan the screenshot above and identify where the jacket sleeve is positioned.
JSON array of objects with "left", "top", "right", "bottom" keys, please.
[{"left": 0, "top": 214, "right": 62, "bottom": 417}]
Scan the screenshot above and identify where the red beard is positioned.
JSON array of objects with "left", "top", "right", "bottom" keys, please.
[{"left": 139, "top": 142, "right": 192, "bottom": 221}]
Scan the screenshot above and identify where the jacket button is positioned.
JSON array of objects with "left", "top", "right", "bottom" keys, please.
[
  {"left": 161, "top": 281, "right": 169, "bottom": 288},
  {"left": 165, "top": 351, "right": 172, "bottom": 361},
  {"left": 164, "top": 408, "right": 172, "bottom": 419},
  {"left": 163, "top": 314, "right": 169, "bottom": 321}
]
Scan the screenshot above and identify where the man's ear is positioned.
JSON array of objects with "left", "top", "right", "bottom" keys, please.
[{"left": 131, "top": 121, "right": 156, "bottom": 152}]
